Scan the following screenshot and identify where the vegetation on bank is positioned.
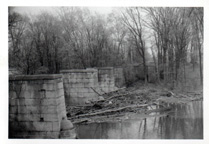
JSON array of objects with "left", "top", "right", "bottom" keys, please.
[
  {"left": 9, "top": 7, "right": 203, "bottom": 123},
  {"left": 9, "top": 7, "right": 203, "bottom": 88}
]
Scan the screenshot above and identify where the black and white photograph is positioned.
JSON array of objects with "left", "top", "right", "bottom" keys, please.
[{"left": 0, "top": 0, "right": 208, "bottom": 143}]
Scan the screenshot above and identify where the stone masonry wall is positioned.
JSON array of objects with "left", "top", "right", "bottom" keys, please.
[
  {"left": 60, "top": 69, "right": 99, "bottom": 106},
  {"left": 113, "top": 67, "right": 125, "bottom": 88},
  {"left": 97, "top": 67, "right": 118, "bottom": 93},
  {"left": 9, "top": 75, "right": 66, "bottom": 138}
]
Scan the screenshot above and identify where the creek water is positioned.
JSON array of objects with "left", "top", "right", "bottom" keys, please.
[{"left": 75, "top": 100, "right": 203, "bottom": 139}]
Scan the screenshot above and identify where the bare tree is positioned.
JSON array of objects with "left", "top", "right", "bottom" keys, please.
[
  {"left": 58, "top": 7, "right": 88, "bottom": 69},
  {"left": 188, "top": 8, "right": 203, "bottom": 85},
  {"left": 144, "top": 8, "right": 191, "bottom": 88},
  {"left": 121, "top": 7, "right": 148, "bottom": 83},
  {"left": 9, "top": 7, "right": 202, "bottom": 89},
  {"left": 9, "top": 7, "right": 27, "bottom": 70}
]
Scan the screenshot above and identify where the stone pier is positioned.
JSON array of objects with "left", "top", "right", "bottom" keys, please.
[
  {"left": 97, "top": 67, "right": 118, "bottom": 93},
  {"left": 60, "top": 67, "right": 125, "bottom": 106},
  {"left": 8, "top": 67, "right": 126, "bottom": 138},
  {"left": 9, "top": 74, "right": 71, "bottom": 138},
  {"left": 113, "top": 67, "right": 125, "bottom": 88},
  {"left": 60, "top": 69, "right": 100, "bottom": 106}
]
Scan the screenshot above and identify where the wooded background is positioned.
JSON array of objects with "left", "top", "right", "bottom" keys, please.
[{"left": 8, "top": 7, "right": 203, "bottom": 89}]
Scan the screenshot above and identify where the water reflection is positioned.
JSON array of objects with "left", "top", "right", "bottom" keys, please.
[{"left": 75, "top": 101, "right": 203, "bottom": 139}]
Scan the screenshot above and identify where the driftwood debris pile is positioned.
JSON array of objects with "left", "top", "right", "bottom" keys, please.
[
  {"left": 66, "top": 83, "right": 203, "bottom": 124},
  {"left": 67, "top": 92, "right": 151, "bottom": 121}
]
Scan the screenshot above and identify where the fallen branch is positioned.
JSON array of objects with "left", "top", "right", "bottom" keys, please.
[
  {"left": 145, "top": 107, "right": 172, "bottom": 114},
  {"left": 73, "top": 103, "right": 149, "bottom": 118},
  {"left": 91, "top": 87, "right": 102, "bottom": 96},
  {"left": 71, "top": 119, "right": 90, "bottom": 124},
  {"left": 105, "top": 93, "right": 132, "bottom": 101}
]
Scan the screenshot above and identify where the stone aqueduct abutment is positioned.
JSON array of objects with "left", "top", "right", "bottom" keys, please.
[{"left": 9, "top": 67, "right": 125, "bottom": 138}]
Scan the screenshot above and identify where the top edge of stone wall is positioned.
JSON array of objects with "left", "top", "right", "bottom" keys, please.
[
  {"left": 9, "top": 74, "right": 63, "bottom": 81},
  {"left": 97, "top": 67, "right": 113, "bottom": 70},
  {"left": 60, "top": 69, "right": 97, "bottom": 73},
  {"left": 113, "top": 67, "right": 123, "bottom": 69}
]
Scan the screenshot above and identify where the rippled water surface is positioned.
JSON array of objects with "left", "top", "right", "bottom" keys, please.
[{"left": 75, "top": 101, "right": 203, "bottom": 139}]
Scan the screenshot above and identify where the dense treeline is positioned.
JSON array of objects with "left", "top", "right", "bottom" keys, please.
[{"left": 8, "top": 7, "right": 203, "bottom": 87}]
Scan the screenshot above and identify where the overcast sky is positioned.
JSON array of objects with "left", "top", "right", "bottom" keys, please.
[{"left": 13, "top": 6, "right": 114, "bottom": 15}]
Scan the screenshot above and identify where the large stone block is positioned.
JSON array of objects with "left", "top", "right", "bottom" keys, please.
[
  {"left": 10, "top": 131, "right": 60, "bottom": 139},
  {"left": 56, "top": 96, "right": 65, "bottom": 106},
  {"left": 9, "top": 91, "right": 17, "bottom": 99},
  {"left": 56, "top": 88, "right": 64, "bottom": 97},
  {"left": 69, "top": 92, "right": 78, "bottom": 97},
  {"left": 33, "top": 121, "right": 54, "bottom": 131},
  {"left": 78, "top": 88, "right": 89, "bottom": 93},
  {"left": 56, "top": 97, "right": 62, "bottom": 105},
  {"left": 73, "top": 83, "right": 85, "bottom": 88},
  {"left": 62, "top": 78, "right": 69, "bottom": 84},
  {"left": 63, "top": 83, "right": 70, "bottom": 90},
  {"left": 9, "top": 121, "right": 54, "bottom": 132},
  {"left": 58, "top": 108, "right": 66, "bottom": 117},
  {"left": 84, "top": 82, "right": 94, "bottom": 87},
  {"left": 75, "top": 78, "right": 83, "bottom": 83},
  {"left": 69, "top": 78, "right": 76, "bottom": 83},
  {"left": 42, "top": 83, "right": 56, "bottom": 91},
  {"left": 45, "top": 90, "right": 57, "bottom": 98},
  {"left": 81, "top": 78, "right": 90, "bottom": 83},
  {"left": 57, "top": 82, "right": 63, "bottom": 89},
  {"left": 52, "top": 122, "right": 61, "bottom": 131},
  {"left": 43, "top": 79, "right": 56, "bottom": 84},
  {"left": 10, "top": 90, "right": 32, "bottom": 99},
  {"left": 9, "top": 113, "right": 59, "bottom": 122},
  {"left": 9, "top": 105, "right": 59, "bottom": 114},
  {"left": 9, "top": 98, "right": 57, "bottom": 106},
  {"left": 64, "top": 88, "right": 73, "bottom": 93},
  {"left": 25, "top": 83, "right": 41, "bottom": 91},
  {"left": 39, "top": 98, "right": 58, "bottom": 105},
  {"left": 76, "top": 92, "right": 85, "bottom": 98}
]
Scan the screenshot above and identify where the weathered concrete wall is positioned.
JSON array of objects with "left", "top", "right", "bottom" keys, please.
[
  {"left": 97, "top": 67, "right": 118, "bottom": 93},
  {"left": 60, "top": 69, "right": 100, "bottom": 106},
  {"left": 113, "top": 67, "right": 125, "bottom": 88},
  {"left": 9, "top": 75, "right": 67, "bottom": 138}
]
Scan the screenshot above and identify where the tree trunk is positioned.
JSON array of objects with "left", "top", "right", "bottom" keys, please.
[
  {"left": 143, "top": 57, "right": 148, "bottom": 83},
  {"left": 198, "top": 43, "right": 203, "bottom": 85}
]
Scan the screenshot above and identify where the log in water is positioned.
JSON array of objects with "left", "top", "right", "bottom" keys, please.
[{"left": 75, "top": 101, "right": 203, "bottom": 139}]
